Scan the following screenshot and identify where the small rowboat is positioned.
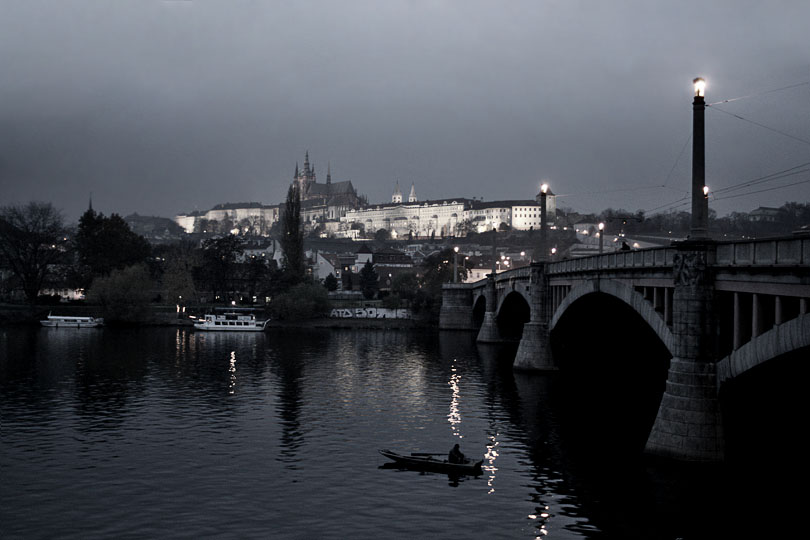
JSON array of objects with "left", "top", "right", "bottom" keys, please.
[{"left": 379, "top": 449, "right": 483, "bottom": 476}]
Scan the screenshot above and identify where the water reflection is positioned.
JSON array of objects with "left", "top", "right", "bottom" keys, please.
[
  {"left": 447, "top": 359, "right": 462, "bottom": 440},
  {"left": 267, "top": 331, "right": 310, "bottom": 468},
  {"left": 2, "top": 326, "right": 778, "bottom": 538},
  {"left": 228, "top": 350, "right": 237, "bottom": 395},
  {"left": 484, "top": 432, "right": 500, "bottom": 494}
]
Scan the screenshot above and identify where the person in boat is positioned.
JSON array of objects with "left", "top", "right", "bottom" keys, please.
[{"left": 448, "top": 443, "right": 466, "bottom": 464}]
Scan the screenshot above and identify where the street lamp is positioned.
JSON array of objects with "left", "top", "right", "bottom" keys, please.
[
  {"left": 598, "top": 222, "right": 605, "bottom": 254},
  {"left": 453, "top": 246, "right": 459, "bottom": 283},
  {"left": 539, "top": 183, "right": 549, "bottom": 262},
  {"left": 691, "top": 77, "right": 709, "bottom": 239}
]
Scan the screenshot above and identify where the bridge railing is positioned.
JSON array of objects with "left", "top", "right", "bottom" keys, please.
[
  {"left": 547, "top": 247, "right": 675, "bottom": 275},
  {"left": 715, "top": 237, "right": 809, "bottom": 266},
  {"left": 493, "top": 265, "right": 532, "bottom": 283}
]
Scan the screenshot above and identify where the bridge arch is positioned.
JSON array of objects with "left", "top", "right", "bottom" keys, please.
[
  {"left": 496, "top": 290, "right": 531, "bottom": 341},
  {"left": 472, "top": 294, "right": 487, "bottom": 328},
  {"left": 495, "top": 284, "right": 530, "bottom": 313},
  {"left": 716, "top": 313, "right": 810, "bottom": 387},
  {"left": 551, "top": 279, "right": 675, "bottom": 357}
]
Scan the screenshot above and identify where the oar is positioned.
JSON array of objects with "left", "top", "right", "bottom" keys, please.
[{"left": 411, "top": 452, "right": 447, "bottom": 456}]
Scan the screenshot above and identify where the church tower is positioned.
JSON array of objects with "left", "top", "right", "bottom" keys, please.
[
  {"left": 392, "top": 181, "right": 402, "bottom": 203},
  {"left": 294, "top": 151, "right": 318, "bottom": 195},
  {"left": 408, "top": 182, "right": 417, "bottom": 203}
]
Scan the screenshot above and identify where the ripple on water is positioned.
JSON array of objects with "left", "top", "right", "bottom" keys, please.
[{"left": 1, "top": 327, "right": 757, "bottom": 538}]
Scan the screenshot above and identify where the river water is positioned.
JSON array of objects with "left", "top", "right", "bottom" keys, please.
[{"left": 0, "top": 326, "right": 794, "bottom": 539}]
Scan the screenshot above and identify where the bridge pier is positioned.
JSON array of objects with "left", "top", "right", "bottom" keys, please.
[
  {"left": 476, "top": 275, "right": 502, "bottom": 343},
  {"left": 438, "top": 283, "right": 476, "bottom": 330},
  {"left": 646, "top": 241, "right": 724, "bottom": 462},
  {"left": 514, "top": 262, "right": 556, "bottom": 371}
]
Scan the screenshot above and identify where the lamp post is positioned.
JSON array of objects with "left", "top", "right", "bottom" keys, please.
[
  {"left": 539, "top": 183, "right": 549, "bottom": 262},
  {"left": 691, "top": 77, "right": 709, "bottom": 239},
  {"left": 598, "top": 222, "right": 605, "bottom": 254},
  {"left": 453, "top": 246, "right": 459, "bottom": 283}
]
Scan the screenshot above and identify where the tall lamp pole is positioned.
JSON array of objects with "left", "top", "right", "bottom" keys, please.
[
  {"left": 691, "top": 77, "right": 709, "bottom": 239},
  {"left": 598, "top": 222, "right": 605, "bottom": 254},
  {"left": 539, "top": 183, "right": 549, "bottom": 261},
  {"left": 453, "top": 246, "right": 459, "bottom": 283}
]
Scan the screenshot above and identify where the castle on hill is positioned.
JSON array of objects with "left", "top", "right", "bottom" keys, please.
[{"left": 174, "top": 151, "right": 555, "bottom": 239}]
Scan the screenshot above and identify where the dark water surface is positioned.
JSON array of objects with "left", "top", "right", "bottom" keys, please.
[{"left": 0, "top": 326, "right": 791, "bottom": 539}]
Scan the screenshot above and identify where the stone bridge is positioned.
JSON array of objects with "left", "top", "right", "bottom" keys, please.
[{"left": 439, "top": 236, "right": 810, "bottom": 462}]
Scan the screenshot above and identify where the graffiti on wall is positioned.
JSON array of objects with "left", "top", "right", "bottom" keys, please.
[{"left": 329, "top": 308, "right": 411, "bottom": 319}]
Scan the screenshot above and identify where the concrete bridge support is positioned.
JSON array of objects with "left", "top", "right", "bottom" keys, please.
[
  {"left": 645, "top": 241, "right": 724, "bottom": 461},
  {"left": 477, "top": 275, "right": 502, "bottom": 343},
  {"left": 514, "top": 262, "right": 556, "bottom": 371},
  {"left": 438, "top": 283, "right": 476, "bottom": 330}
]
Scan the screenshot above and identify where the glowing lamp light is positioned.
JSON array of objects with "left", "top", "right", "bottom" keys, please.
[
  {"left": 598, "top": 222, "right": 605, "bottom": 231},
  {"left": 693, "top": 77, "right": 706, "bottom": 97},
  {"left": 454, "top": 246, "right": 459, "bottom": 253},
  {"left": 540, "top": 183, "right": 549, "bottom": 194},
  {"left": 703, "top": 185, "right": 710, "bottom": 198}
]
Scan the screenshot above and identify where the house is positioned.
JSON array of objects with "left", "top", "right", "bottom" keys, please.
[{"left": 749, "top": 207, "right": 781, "bottom": 223}]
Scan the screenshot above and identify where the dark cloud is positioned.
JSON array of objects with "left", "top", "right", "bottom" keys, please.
[{"left": 2, "top": 0, "right": 809, "bottom": 221}]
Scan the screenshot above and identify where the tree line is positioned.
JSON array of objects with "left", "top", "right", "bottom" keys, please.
[
  {"left": 584, "top": 202, "right": 810, "bottom": 238},
  {"left": 0, "top": 190, "right": 468, "bottom": 323}
]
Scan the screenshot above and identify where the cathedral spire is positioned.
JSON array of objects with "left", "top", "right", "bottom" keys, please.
[
  {"left": 408, "top": 182, "right": 417, "bottom": 203},
  {"left": 326, "top": 162, "right": 332, "bottom": 185}
]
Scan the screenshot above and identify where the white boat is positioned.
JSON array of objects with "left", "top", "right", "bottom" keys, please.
[
  {"left": 40, "top": 314, "right": 104, "bottom": 328},
  {"left": 192, "top": 312, "right": 269, "bottom": 332}
]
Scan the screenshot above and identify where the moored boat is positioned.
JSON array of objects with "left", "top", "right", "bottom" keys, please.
[
  {"left": 379, "top": 449, "right": 483, "bottom": 475},
  {"left": 192, "top": 312, "right": 268, "bottom": 332},
  {"left": 40, "top": 314, "right": 104, "bottom": 328}
]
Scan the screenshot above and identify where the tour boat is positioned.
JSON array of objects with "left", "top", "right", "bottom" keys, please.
[
  {"left": 378, "top": 449, "right": 483, "bottom": 475},
  {"left": 40, "top": 314, "right": 104, "bottom": 328},
  {"left": 192, "top": 312, "right": 269, "bottom": 332}
]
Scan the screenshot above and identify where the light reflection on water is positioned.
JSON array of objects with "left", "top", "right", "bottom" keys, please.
[{"left": 0, "top": 326, "right": 761, "bottom": 538}]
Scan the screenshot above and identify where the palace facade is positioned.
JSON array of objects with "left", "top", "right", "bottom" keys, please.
[{"left": 175, "top": 152, "right": 555, "bottom": 239}]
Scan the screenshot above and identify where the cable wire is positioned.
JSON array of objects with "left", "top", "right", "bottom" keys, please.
[
  {"left": 712, "top": 162, "right": 810, "bottom": 194},
  {"left": 712, "top": 177, "right": 810, "bottom": 201},
  {"left": 707, "top": 81, "right": 810, "bottom": 106},
  {"left": 707, "top": 105, "right": 810, "bottom": 147}
]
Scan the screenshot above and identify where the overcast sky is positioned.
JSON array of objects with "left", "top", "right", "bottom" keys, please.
[{"left": 2, "top": 0, "right": 809, "bottom": 222}]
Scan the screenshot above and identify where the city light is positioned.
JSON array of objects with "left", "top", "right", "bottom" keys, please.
[{"left": 693, "top": 77, "right": 706, "bottom": 97}]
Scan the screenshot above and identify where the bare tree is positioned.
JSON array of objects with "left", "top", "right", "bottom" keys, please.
[{"left": 0, "top": 202, "right": 67, "bottom": 303}]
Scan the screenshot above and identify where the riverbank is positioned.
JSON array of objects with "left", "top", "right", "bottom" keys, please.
[{"left": 0, "top": 303, "right": 433, "bottom": 330}]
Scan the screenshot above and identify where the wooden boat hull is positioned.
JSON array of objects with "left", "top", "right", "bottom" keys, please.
[{"left": 379, "top": 449, "right": 483, "bottom": 476}]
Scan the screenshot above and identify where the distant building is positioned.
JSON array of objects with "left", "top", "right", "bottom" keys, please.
[
  {"left": 293, "top": 152, "right": 363, "bottom": 225},
  {"left": 174, "top": 202, "right": 279, "bottom": 235},
  {"left": 749, "top": 207, "right": 781, "bottom": 223},
  {"left": 343, "top": 197, "right": 469, "bottom": 239}
]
